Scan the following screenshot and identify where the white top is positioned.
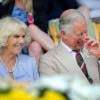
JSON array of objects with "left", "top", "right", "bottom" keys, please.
[
  {"left": 77, "top": 0, "right": 100, "bottom": 18},
  {"left": 0, "top": 0, "right": 2, "bottom": 3},
  {"left": 0, "top": 54, "right": 39, "bottom": 82}
]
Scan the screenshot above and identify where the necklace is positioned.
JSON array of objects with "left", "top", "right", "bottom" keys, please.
[{"left": 0, "top": 57, "right": 17, "bottom": 80}]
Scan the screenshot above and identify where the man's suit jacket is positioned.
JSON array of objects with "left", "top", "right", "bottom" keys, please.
[{"left": 39, "top": 43, "right": 100, "bottom": 84}]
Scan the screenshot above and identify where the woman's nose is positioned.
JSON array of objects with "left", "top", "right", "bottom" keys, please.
[{"left": 19, "top": 37, "right": 24, "bottom": 44}]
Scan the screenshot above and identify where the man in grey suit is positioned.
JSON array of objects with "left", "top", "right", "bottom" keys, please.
[{"left": 39, "top": 9, "right": 100, "bottom": 84}]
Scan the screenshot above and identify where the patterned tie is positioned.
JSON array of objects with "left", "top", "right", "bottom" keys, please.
[{"left": 75, "top": 52, "right": 93, "bottom": 83}]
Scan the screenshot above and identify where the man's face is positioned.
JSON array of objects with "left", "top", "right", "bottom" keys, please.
[{"left": 62, "top": 21, "right": 87, "bottom": 51}]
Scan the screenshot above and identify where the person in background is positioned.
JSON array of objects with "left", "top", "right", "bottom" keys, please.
[
  {"left": 39, "top": 9, "right": 100, "bottom": 84},
  {"left": 78, "top": 6, "right": 96, "bottom": 39},
  {"left": 33, "top": 0, "right": 79, "bottom": 33},
  {"left": 77, "top": 0, "right": 100, "bottom": 42},
  {"left": 0, "top": 0, "right": 54, "bottom": 64},
  {"left": 0, "top": 16, "right": 39, "bottom": 82},
  {"left": 77, "top": 0, "right": 100, "bottom": 22}
]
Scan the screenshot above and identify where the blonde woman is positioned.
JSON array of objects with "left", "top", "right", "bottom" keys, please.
[
  {"left": 0, "top": 16, "right": 39, "bottom": 82},
  {"left": 1, "top": 0, "right": 54, "bottom": 63}
]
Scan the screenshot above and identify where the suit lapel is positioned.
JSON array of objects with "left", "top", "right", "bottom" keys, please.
[
  {"left": 82, "top": 48, "right": 100, "bottom": 83},
  {"left": 54, "top": 44, "right": 89, "bottom": 82}
]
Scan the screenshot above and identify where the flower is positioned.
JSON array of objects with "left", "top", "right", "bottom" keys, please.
[{"left": 1, "top": 75, "right": 100, "bottom": 100}]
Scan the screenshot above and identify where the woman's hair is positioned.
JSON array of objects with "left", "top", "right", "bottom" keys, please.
[
  {"left": 22, "top": 0, "right": 33, "bottom": 13},
  {"left": 59, "top": 9, "right": 86, "bottom": 34},
  {"left": 3, "top": 0, "right": 33, "bottom": 14},
  {"left": 0, "top": 16, "right": 31, "bottom": 50}
]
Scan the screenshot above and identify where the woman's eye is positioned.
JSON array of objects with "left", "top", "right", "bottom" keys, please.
[
  {"left": 13, "top": 35, "right": 25, "bottom": 38},
  {"left": 22, "top": 35, "right": 25, "bottom": 38},
  {"left": 14, "top": 35, "right": 20, "bottom": 38}
]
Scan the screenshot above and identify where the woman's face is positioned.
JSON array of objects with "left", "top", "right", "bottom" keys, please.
[{"left": 5, "top": 28, "right": 26, "bottom": 56}]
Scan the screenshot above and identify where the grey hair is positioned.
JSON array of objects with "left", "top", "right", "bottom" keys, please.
[
  {"left": 0, "top": 16, "right": 31, "bottom": 52},
  {"left": 59, "top": 9, "right": 86, "bottom": 35}
]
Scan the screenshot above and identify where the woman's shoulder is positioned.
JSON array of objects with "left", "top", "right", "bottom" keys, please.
[
  {"left": 15, "top": 54, "right": 39, "bottom": 80},
  {"left": 16, "top": 54, "right": 37, "bottom": 71},
  {"left": 18, "top": 54, "right": 36, "bottom": 63}
]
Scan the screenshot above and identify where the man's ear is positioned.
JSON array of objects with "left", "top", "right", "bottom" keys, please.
[
  {"left": 60, "top": 31, "right": 65, "bottom": 36},
  {"left": 60, "top": 31, "right": 67, "bottom": 39}
]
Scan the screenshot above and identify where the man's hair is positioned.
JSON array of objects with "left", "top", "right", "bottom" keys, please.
[{"left": 59, "top": 9, "right": 86, "bottom": 34}]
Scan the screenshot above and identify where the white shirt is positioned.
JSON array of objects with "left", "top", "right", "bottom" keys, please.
[{"left": 61, "top": 41, "right": 83, "bottom": 59}]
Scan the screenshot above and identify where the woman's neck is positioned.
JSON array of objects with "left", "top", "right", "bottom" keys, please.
[{"left": 0, "top": 51, "right": 17, "bottom": 72}]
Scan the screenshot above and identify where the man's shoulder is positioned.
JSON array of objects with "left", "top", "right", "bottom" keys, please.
[
  {"left": 41, "top": 45, "right": 60, "bottom": 61},
  {"left": 44, "top": 44, "right": 61, "bottom": 55}
]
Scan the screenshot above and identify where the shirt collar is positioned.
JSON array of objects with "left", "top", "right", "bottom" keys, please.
[
  {"left": 61, "top": 40, "right": 83, "bottom": 54},
  {"left": 61, "top": 40, "right": 73, "bottom": 53}
]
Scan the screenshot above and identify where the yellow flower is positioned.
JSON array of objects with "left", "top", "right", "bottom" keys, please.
[
  {"left": 0, "top": 94, "right": 10, "bottom": 100},
  {"left": 38, "top": 90, "right": 67, "bottom": 100},
  {"left": 8, "top": 89, "right": 34, "bottom": 100}
]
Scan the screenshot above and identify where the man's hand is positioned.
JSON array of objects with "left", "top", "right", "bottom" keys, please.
[{"left": 84, "top": 37, "right": 100, "bottom": 59}]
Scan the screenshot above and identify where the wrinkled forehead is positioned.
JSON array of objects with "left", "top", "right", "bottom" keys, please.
[{"left": 73, "top": 21, "right": 87, "bottom": 34}]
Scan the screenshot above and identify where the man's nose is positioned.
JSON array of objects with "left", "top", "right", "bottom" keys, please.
[
  {"left": 82, "top": 32, "right": 88, "bottom": 38},
  {"left": 82, "top": 33, "right": 89, "bottom": 43}
]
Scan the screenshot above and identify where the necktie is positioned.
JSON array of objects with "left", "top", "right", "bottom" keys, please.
[{"left": 75, "top": 52, "right": 93, "bottom": 83}]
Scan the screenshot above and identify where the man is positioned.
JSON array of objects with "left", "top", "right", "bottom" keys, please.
[{"left": 39, "top": 9, "right": 100, "bottom": 84}]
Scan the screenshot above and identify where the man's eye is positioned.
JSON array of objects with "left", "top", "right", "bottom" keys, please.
[{"left": 81, "top": 32, "right": 83, "bottom": 35}]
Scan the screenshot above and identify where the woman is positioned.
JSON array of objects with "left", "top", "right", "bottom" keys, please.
[
  {"left": 1, "top": 0, "right": 54, "bottom": 63},
  {"left": 0, "top": 16, "right": 39, "bottom": 82}
]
